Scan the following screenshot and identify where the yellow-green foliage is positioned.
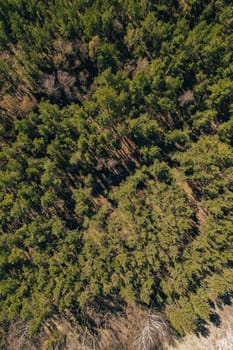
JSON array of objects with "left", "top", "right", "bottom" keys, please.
[{"left": 0, "top": 0, "right": 232, "bottom": 339}]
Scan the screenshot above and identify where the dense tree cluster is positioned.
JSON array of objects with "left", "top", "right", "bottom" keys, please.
[{"left": 0, "top": 0, "right": 232, "bottom": 340}]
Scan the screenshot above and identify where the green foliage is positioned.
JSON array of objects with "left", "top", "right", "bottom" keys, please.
[{"left": 0, "top": 0, "right": 232, "bottom": 339}]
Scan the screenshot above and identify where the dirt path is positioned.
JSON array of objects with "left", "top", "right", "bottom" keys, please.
[{"left": 172, "top": 168, "right": 208, "bottom": 229}]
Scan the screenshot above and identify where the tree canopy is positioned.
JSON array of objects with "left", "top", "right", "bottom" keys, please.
[{"left": 0, "top": 0, "right": 232, "bottom": 342}]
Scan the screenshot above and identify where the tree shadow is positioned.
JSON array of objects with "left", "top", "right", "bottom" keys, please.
[
  {"left": 216, "top": 291, "right": 233, "bottom": 309},
  {"left": 209, "top": 312, "right": 221, "bottom": 327},
  {"left": 195, "top": 292, "right": 233, "bottom": 338},
  {"left": 194, "top": 318, "right": 210, "bottom": 337}
]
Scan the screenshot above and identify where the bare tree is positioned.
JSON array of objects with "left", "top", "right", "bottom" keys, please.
[
  {"left": 133, "top": 313, "right": 171, "bottom": 350},
  {"left": 178, "top": 90, "right": 195, "bottom": 106},
  {"left": 57, "top": 70, "right": 76, "bottom": 88},
  {"left": 57, "top": 70, "right": 77, "bottom": 99},
  {"left": 41, "top": 74, "right": 59, "bottom": 98}
]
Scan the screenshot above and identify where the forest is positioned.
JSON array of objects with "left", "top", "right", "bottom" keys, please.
[{"left": 0, "top": 0, "right": 232, "bottom": 349}]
